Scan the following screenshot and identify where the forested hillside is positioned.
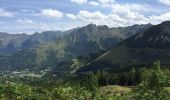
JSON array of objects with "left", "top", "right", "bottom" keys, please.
[
  {"left": 78, "top": 21, "right": 170, "bottom": 73},
  {"left": 0, "top": 61, "right": 170, "bottom": 100},
  {"left": 0, "top": 24, "right": 151, "bottom": 71}
]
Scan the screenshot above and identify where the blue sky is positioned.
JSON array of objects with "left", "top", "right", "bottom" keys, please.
[{"left": 0, "top": 0, "right": 170, "bottom": 34}]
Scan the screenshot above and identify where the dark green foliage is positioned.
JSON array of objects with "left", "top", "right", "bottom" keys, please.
[
  {"left": 0, "top": 78, "right": 126, "bottom": 100},
  {"left": 0, "top": 61, "right": 170, "bottom": 100},
  {"left": 77, "top": 61, "right": 170, "bottom": 88},
  {"left": 137, "top": 61, "right": 170, "bottom": 100},
  {"left": 80, "top": 68, "right": 150, "bottom": 86}
]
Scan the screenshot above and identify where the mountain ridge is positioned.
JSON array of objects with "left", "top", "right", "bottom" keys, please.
[
  {"left": 0, "top": 23, "right": 152, "bottom": 71},
  {"left": 77, "top": 21, "right": 170, "bottom": 72}
]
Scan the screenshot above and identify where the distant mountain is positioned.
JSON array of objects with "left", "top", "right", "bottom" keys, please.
[
  {"left": 0, "top": 32, "right": 29, "bottom": 54},
  {"left": 0, "top": 23, "right": 152, "bottom": 71},
  {"left": 0, "top": 31, "right": 68, "bottom": 54},
  {"left": 78, "top": 21, "right": 170, "bottom": 72},
  {"left": 112, "top": 23, "right": 152, "bottom": 38}
]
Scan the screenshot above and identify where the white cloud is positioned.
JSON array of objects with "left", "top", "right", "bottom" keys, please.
[
  {"left": 14, "top": 19, "right": 56, "bottom": 34},
  {"left": 70, "top": 0, "right": 100, "bottom": 6},
  {"left": 16, "top": 19, "right": 35, "bottom": 24},
  {"left": 41, "top": 9, "right": 63, "bottom": 19},
  {"left": 20, "top": 9, "right": 29, "bottom": 13},
  {"left": 111, "top": 4, "right": 150, "bottom": 14},
  {"left": 77, "top": 10, "right": 106, "bottom": 21},
  {"left": 98, "top": 0, "right": 115, "bottom": 4},
  {"left": 0, "top": 8, "right": 13, "bottom": 17},
  {"left": 70, "top": 10, "right": 114, "bottom": 25},
  {"left": 66, "top": 14, "right": 77, "bottom": 19},
  {"left": 158, "top": 0, "right": 170, "bottom": 5},
  {"left": 14, "top": 8, "right": 170, "bottom": 34},
  {"left": 70, "top": 0, "right": 87, "bottom": 4},
  {"left": 107, "top": 3, "right": 150, "bottom": 25},
  {"left": 67, "top": 8, "right": 170, "bottom": 28},
  {"left": 68, "top": 1, "right": 152, "bottom": 26},
  {"left": 98, "top": 3, "right": 151, "bottom": 25},
  {"left": 89, "top": 1, "right": 99, "bottom": 6},
  {"left": 149, "top": 12, "right": 170, "bottom": 24},
  {"left": 2, "top": 0, "right": 170, "bottom": 34},
  {"left": 1, "top": 19, "right": 78, "bottom": 34},
  {"left": 98, "top": 0, "right": 115, "bottom": 7}
]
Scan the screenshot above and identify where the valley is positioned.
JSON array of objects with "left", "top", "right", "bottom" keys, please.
[
  {"left": 1, "top": 0, "right": 170, "bottom": 98},
  {"left": 0, "top": 21, "right": 170, "bottom": 99}
]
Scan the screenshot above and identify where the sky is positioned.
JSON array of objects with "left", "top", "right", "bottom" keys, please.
[{"left": 0, "top": 0, "right": 170, "bottom": 34}]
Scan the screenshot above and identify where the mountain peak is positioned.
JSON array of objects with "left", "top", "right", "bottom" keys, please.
[
  {"left": 160, "top": 20, "right": 170, "bottom": 25},
  {"left": 79, "top": 23, "right": 98, "bottom": 31},
  {"left": 85, "top": 23, "right": 97, "bottom": 28},
  {"left": 83, "top": 24, "right": 111, "bottom": 30},
  {"left": 124, "top": 21, "right": 170, "bottom": 48},
  {"left": 98, "top": 25, "right": 109, "bottom": 29}
]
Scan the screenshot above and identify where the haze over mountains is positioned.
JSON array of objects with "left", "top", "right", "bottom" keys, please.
[
  {"left": 0, "top": 31, "right": 72, "bottom": 54},
  {"left": 0, "top": 23, "right": 152, "bottom": 71}
]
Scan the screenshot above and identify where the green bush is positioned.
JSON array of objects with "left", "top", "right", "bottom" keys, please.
[{"left": 137, "top": 61, "right": 170, "bottom": 100}]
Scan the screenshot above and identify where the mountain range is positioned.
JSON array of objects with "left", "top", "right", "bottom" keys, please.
[
  {"left": 78, "top": 21, "right": 170, "bottom": 73},
  {"left": 0, "top": 31, "right": 62, "bottom": 54},
  {"left": 0, "top": 23, "right": 152, "bottom": 71}
]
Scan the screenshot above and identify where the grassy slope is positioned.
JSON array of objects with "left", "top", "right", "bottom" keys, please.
[
  {"left": 99, "top": 85, "right": 135, "bottom": 99},
  {"left": 97, "top": 44, "right": 170, "bottom": 69},
  {"left": 99, "top": 85, "right": 170, "bottom": 100}
]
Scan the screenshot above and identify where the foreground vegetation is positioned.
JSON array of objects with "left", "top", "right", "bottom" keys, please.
[{"left": 0, "top": 61, "right": 170, "bottom": 100}]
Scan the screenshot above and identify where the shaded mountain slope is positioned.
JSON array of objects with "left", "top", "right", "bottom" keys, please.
[{"left": 78, "top": 21, "right": 170, "bottom": 72}]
